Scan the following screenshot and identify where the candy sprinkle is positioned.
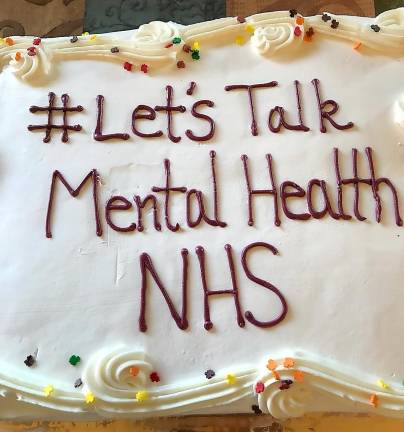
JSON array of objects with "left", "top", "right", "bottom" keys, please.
[
  {"left": 33, "top": 38, "right": 41, "bottom": 46},
  {"left": 294, "top": 27, "right": 302, "bottom": 37},
  {"left": 279, "top": 379, "right": 293, "bottom": 390},
  {"left": 24, "top": 354, "right": 36, "bottom": 367},
  {"left": 272, "top": 370, "right": 281, "bottom": 381},
  {"left": 5, "top": 37, "right": 14, "bottom": 46},
  {"left": 226, "top": 374, "right": 237, "bottom": 385},
  {"left": 255, "top": 381, "right": 265, "bottom": 393},
  {"left": 237, "top": 16, "right": 246, "bottom": 24},
  {"left": 177, "top": 60, "right": 186, "bottom": 69},
  {"left": 371, "top": 24, "right": 381, "bottom": 33},
  {"left": 331, "top": 19, "right": 339, "bottom": 29},
  {"left": 204, "top": 369, "right": 215, "bottom": 379},
  {"left": 123, "top": 61, "right": 133, "bottom": 71},
  {"left": 111, "top": 46, "right": 119, "bottom": 53},
  {"left": 304, "top": 27, "right": 314, "bottom": 41},
  {"left": 295, "top": 16, "right": 304, "bottom": 25},
  {"left": 44, "top": 384, "right": 54, "bottom": 397},
  {"left": 135, "top": 390, "right": 149, "bottom": 402},
  {"left": 252, "top": 404, "right": 262, "bottom": 415},
  {"left": 172, "top": 36, "right": 182, "bottom": 44},
  {"left": 85, "top": 391, "right": 95, "bottom": 404},
  {"left": 140, "top": 63, "right": 149, "bottom": 73},
  {"left": 82, "top": 32, "right": 89, "bottom": 37},
  {"left": 293, "top": 370, "right": 304, "bottom": 382},
  {"left": 182, "top": 44, "right": 191, "bottom": 53},
  {"left": 289, "top": 9, "right": 298, "bottom": 18},
  {"left": 27, "top": 47, "right": 37, "bottom": 57},
  {"left": 377, "top": 379, "right": 389, "bottom": 390},
  {"left": 70, "top": 35, "right": 78, "bottom": 43},
  {"left": 245, "top": 24, "right": 255, "bottom": 34},
  {"left": 129, "top": 366, "right": 140, "bottom": 377},
  {"left": 191, "top": 50, "right": 200, "bottom": 60},
  {"left": 235, "top": 36, "right": 245, "bottom": 45},
  {"left": 150, "top": 371, "right": 160, "bottom": 382},
  {"left": 15, "top": 52, "right": 22, "bottom": 61},
  {"left": 267, "top": 359, "right": 277, "bottom": 371},
  {"left": 90, "top": 35, "right": 97, "bottom": 41},
  {"left": 69, "top": 355, "right": 81, "bottom": 366},
  {"left": 370, "top": 393, "right": 379, "bottom": 407},
  {"left": 192, "top": 41, "right": 200, "bottom": 51},
  {"left": 353, "top": 41, "right": 362, "bottom": 50},
  {"left": 74, "top": 378, "right": 83, "bottom": 388},
  {"left": 283, "top": 357, "right": 295, "bottom": 368},
  {"left": 322, "top": 13, "right": 332, "bottom": 22}
]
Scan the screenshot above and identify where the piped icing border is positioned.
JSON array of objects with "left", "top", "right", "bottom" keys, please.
[
  {"left": 1, "top": 8, "right": 404, "bottom": 82},
  {"left": 2, "top": 347, "right": 404, "bottom": 418}
]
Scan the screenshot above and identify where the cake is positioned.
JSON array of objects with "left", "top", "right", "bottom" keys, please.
[{"left": 0, "top": 7, "right": 404, "bottom": 421}]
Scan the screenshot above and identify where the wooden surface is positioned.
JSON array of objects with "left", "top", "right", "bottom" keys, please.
[{"left": 2, "top": 414, "right": 404, "bottom": 431}]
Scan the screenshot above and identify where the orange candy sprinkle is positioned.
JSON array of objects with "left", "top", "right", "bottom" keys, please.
[
  {"left": 129, "top": 366, "right": 139, "bottom": 377},
  {"left": 272, "top": 370, "right": 280, "bottom": 381},
  {"left": 267, "top": 359, "right": 277, "bottom": 371},
  {"left": 353, "top": 41, "right": 362, "bottom": 50},
  {"left": 370, "top": 393, "right": 379, "bottom": 407},
  {"left": 15, "top": 52, "right": 21, "bottom": 61},
  {"left": 296, "top": 16, "right": 305, "bottom": 25},
  {"left": 283, "top": 357, "right": 295, "bottom": 368},
  {"left": 5, "top": 37, "right": 14, "bottom": 46},
  {"left": 293, "top": 370, "right": 304, "bottom": 382}
]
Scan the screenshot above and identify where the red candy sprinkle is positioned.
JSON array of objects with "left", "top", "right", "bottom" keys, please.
[
  {"left": 177, "top": 60, "right": 186, "bottom": 68},
  {"left": 182, "top": 44, "right": 191, "bottom": 53},
  {"left": 33, "top": 38, "right": 41, "bottom": 46},
  {"left": 165, "top": 43, "right": 173, "bottom": 48},
  {"left": 140, "top": 63, "right": 148, "bottom": 73},
  {"left": 294, "top": 26, "right": 302, "bottom": 37},
  {"left": 123, "top": 61, "right": 132, "bottom": 71},
  {"left": 237, "top": 16, "right": 246, "bottom": 23},
  {"left": 27, "top": 47, "right": 37, "bottom": 56},
  {"left": 255, "top": 381, "right": 265, "bottom": 393},
  {"left": 150, "top": 372, "right": 160, "bottom": 383}
]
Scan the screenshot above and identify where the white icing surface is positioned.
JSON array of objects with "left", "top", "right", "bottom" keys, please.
[{"left": 0, "top": 8, "right": 403, "bottom": 421}]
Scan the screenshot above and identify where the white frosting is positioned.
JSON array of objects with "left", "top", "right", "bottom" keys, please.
[
  {"left": 1, "top": 9, "right": 404, "bottom": 82},
  {"left": 0, "top": 8, "right": 404, "bottom": 421}
]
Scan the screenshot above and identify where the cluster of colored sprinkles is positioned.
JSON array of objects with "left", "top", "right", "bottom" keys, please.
[{"left": 20, "top": 350, "right": 404, "bottom": 412}]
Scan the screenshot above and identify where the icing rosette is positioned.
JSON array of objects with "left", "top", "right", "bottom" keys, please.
[
  {"left": 251, "top": 23, "right": 301, "bottom": 55},
  {"left": 132, "top": 21, "right": 182, "bottom": 49}
]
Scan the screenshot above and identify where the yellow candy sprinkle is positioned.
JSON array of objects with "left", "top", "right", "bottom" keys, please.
[
  {"left": 82, "top": 32, "right": 89, "bottom": 36},
  {"left": 0, "top": 38, "right": 4, "bottom": 45},
  {"left": 135, "top": 390, "right": 149, "bottom": 402},
  {"left": 90, "top": 35, "right": 97, "bottom": 41},
  {"left": 85, "top": 391, "right": 95, "bottom": 404},
  {"left": 235, "top": 36, "right": 245, "bottom": 45},
  {"left": 226, "top": 374, "right": 237, "bottom": 385},
  {"left": 43, "top": 384, "right": 54, "bottom": 397},
  {"left": 245, "top": 24, "right": 255, "bottom": 34},
  {"left": 377, "top": 379, "right": 389, "bottom": 390},
  {"left": 192, "top": 41, "right": 200, "bottom": 50}
]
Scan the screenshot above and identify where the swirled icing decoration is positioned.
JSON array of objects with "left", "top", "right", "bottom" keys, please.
[
  {"left": 1, "top": 348, "right": 404, "bottom": 417},
  {"left": 257, "top": 353, "right": 404, "bottom": 419},
  {"left": 251, "top": 21, "right": 301, "bottom": 55},
  {"left": 0, "top": 8, "right": 404, "bottom": 82},
  {"left": 82, "top": 347, "right": 257, "bottom": 416}
]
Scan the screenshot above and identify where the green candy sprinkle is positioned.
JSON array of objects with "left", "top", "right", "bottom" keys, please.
[
  {"left": 172, "top": 37, "right": 182, "bottom": 44},
  {"left": 69, "top": 355, "right": 81, "bottom": 366},
  {"left": 191, "top": 50, "right": 200, "bottom": 60}
]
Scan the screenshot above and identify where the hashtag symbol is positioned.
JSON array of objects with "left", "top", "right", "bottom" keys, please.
[{"left": 28, "top": 92, "right": 84, "bottom": 143}]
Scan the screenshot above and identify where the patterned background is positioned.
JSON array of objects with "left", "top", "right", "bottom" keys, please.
[{"left": 0, "top": 0, "right": 402, "bottom": 37}]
